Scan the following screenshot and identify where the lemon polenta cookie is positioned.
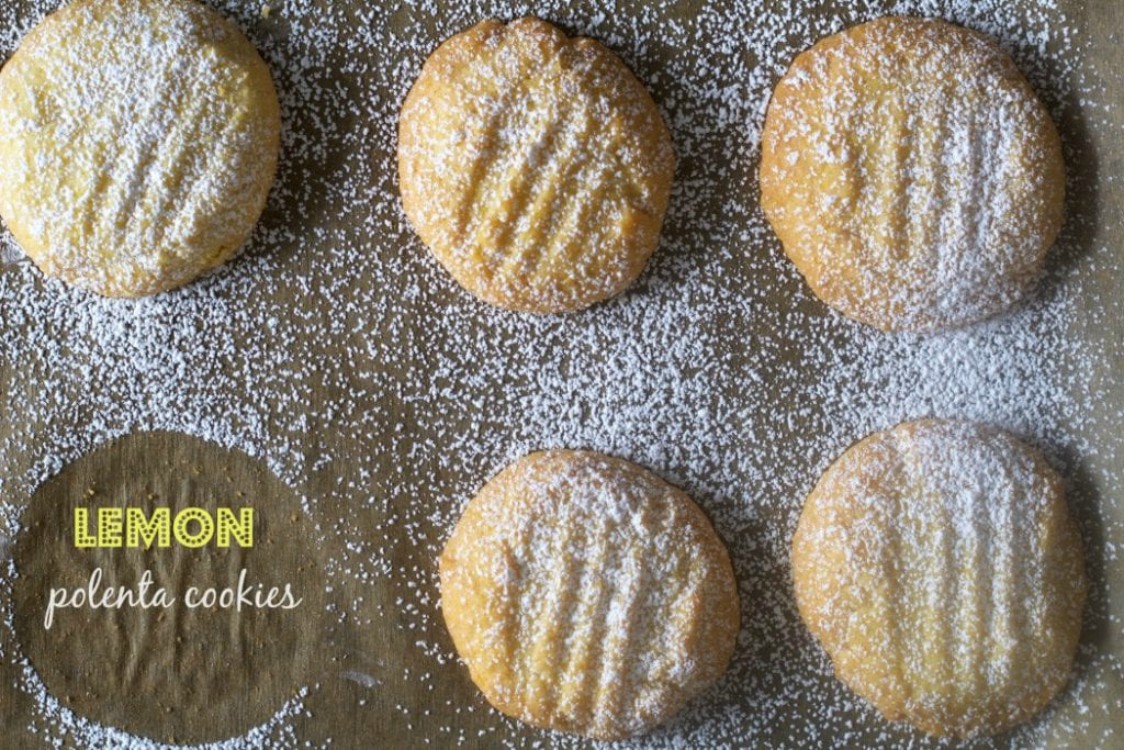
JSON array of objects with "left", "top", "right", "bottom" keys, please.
[
  {"left": 760, "top": 16, "right": 1066, "bottom": 332},
  {"left": 792, "top": 419, "right": 1086, "bottom": 738},
  {"left": 439, "top": 450, "right": 739, "bottom": 739},
  {"left": 398, "top": 18, "right": 676, "bottom": 314},
  {"left": 0, "top": 0, "right": 281, "bottom": 297}
]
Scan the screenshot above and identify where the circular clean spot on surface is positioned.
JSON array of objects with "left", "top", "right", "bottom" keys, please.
[{"left": 12, "top": 431, "right": 326, "bottom": 745}]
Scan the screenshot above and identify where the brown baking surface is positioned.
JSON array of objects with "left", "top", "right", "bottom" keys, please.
[
  {"left": 12, "top": 432, "right": 331, "bottom": 744},
  {"left": 0, "top": 1, "right": 1120, "bottom": 748}
]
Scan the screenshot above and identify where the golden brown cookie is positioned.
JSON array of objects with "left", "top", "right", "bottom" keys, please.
[
  {"left": 398, "top": 18, "right": 676, "bottom": 314},
  {"left": 0, "top": 0, "right": 281, "bottom": 297},
  {"left": 439, "top": 450, "right": 739, "bottom": 739},
  {"left": 792, "top": 419, "right": 1086, "bottom": 738},
  {"left": 760, "top": 16, "right": 1065, "bottom": 332}
]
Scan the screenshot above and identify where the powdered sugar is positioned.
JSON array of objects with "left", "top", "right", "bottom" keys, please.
[
  {"left": 0, "top": 0, "right": 1120, "bottom": 748},
  {"left": 398, "top": 17, "right": 676, "bottom": 314},
  {"left": 760, "top": 16, "right": 1065, "bottom": 332},
  {"left": 0, "top": 0, "right": 280, "bottom": 297},
  {"left": 793, "top": 419, "right": 1085, "bottom": 738},
  {"left": 439, "top": 450, "right": 738, "bottom": 741}
]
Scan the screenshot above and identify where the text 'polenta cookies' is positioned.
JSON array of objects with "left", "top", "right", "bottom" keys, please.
[
  {"left": 439, "top": 450, "right": 739, "bottom": 739},
  {"left": 793, "top": 419, "right": 1086, "bottom": 738},
  {"left": 760, "top": 16, "right": 1065, "bottom": 332},
  {"left": 398, "top": 18, "right": 676, "bottom": 314},
  {"left": 0, "top": 0, "right": 281, "bottom": 297}
]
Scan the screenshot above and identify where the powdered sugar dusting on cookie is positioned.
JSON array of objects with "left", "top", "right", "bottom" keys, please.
[
  {"left": 440, "top": 450, "right": 738, "bottom": 740},
  {"left": 0, "top": 0, "right": 1120, "bottom": 748},
  {"left": 793, "top": 419, "right": 1086, "bottom": 738},
  {"left": 760, "top": 16, "right": 1065, "bottom": 332},
  {"left": 398, "top": 17, "right": 675, "bottom": 314},
  {"left": 0, "top": 0, "right": 280, "bottom": 297}
]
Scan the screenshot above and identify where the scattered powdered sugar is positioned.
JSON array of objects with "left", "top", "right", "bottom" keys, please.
[
  {"left": 16, "top": 660, "right": 311, "bottom": 750},
  {"left": 0, "top": 233, "right": 20, "bottom": 265},
  {"left": 0, "top": 0, "right": 1119, "bottom": 748}
]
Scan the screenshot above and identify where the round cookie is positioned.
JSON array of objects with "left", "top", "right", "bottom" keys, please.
[
  {"left": 398, "top": 18, "right": 676, "bottom": 314},
  {"left": 792, "top": 419, "right": 1086, "bottom": 738},
  {"left": 0, "top": 0, "right": 281, "bottom": 297},
  {"left": 760, "top": 16, "right": 1065, "bottom": 332},
  {"left": 439, "top": 450, "right": 739, "bottom": 739}
]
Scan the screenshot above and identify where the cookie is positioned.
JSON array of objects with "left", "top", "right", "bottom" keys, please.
[
  {"left": 792, "top": 419, "right": 1086, "bottom": 737},
  {"left": 760, "top": 16, "right": 1065, "bottom": 332},
  {"left": 0, "top": 0, "right": 281, "bottom": 297},
  {"left": 398, "top": 18, "right": 676, "bottom": 314},
  {"left": 439, "top": 450, "right": 739, "bottom": 739}
]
